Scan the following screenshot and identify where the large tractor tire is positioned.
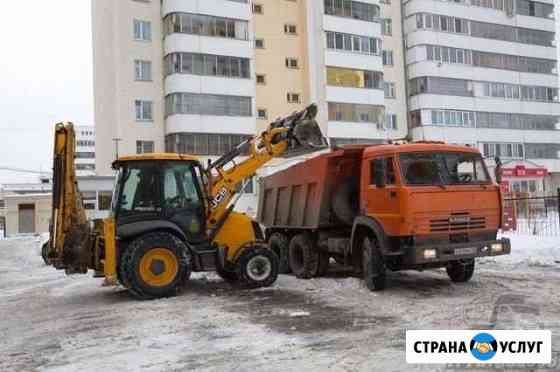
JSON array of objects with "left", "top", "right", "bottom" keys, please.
[
  {"left": 120, "top": 232, "right": 191, "bottom": 300},
  {"left": 332, "top": 179, "right": 359, "bottom": 226},
  {"left": 288, "top": 234, "right": 320, "bottom": 279},
  {"left": 237, "top": 245, "right": 279, "bottom": 288},
  {"left": 446, "top": 259, "right": 475, "bottom": 283},
  {"left": 362, "top": 236, "right": 386, "bottom": 291},
  {"left": 268, "top": 233, "right": 291, "bottom": 274}
]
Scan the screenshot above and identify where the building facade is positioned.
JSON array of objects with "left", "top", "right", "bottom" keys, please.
[
  {"left": 92, "top": 0, "right": 559, "bottom": 192},
  {"left": 403, "top": 0, "right": 559, "bottom": 193},
  {"left": 75, "top": 125, "right": 96, "bottom": 176}
]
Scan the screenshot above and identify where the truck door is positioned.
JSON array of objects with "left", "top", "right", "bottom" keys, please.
[{"left": 363, "top": 157, "right": 401, "bottom": 235}]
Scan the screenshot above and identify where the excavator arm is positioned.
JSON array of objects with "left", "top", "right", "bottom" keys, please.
[
  {"left": 47, "top": 123, "right": 93, "bottom": 274},
  {"left": 205, "top": 104, "right": 324, "bottom": 230}
]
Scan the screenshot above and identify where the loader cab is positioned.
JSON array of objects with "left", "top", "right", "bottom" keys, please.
[{"left": 112, "top": 154, "right": 208, "bottom": 241}]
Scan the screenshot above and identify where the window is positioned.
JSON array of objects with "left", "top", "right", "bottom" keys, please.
[
  {"left": 255, "top": 38, "right": 265, "bottom": 48},
  {"left": 324, "top": 0, "right": 380, "bottom": 22},
  {"left": 327, "top": 67, "right": 383, "bottom": 89},
  {"left": 384, "top": 114, "right": 397, "bottom": 129},
  {"left": 98, "top": 192, "right": 113, "bottom": 211},
  {"left": 382, "top": 50, "right": 394, "bottom": 65},
  {"left": 383, "top": 82, "right": 395, "bottom": 98},
  {"left": 257, "top": 109, "right": 268, "bottom": 119},
  {"left": 136, "top": 140, "right": 155, "bottom": 154},
  {"left": 256, "top": 74, "right": 266, "bottom": 84},
  {"left": 135, "top": 60, "right": 152, "bottom": 81},
  {"left": 325, "top": 31, "right": 380, "bottom": 55},
  {"left": 369, "top": 158, "right": 396, "bottom": 185},
  {"left": 284, "top": 24, "right": 297, "bottom": 34},
  {"left": 165, "top": 93, "right": 252, "bottom": 117},
  {"left": 328, "top": 102, "right": 384, "bottom": 123},
  {"left": 285, "top": 58, "right": 299, "bottom": 68},
  {"left": 134, "top": 19, "right": 151, "bottom": 41},
  {"left": 382, "top": 19, "right": 392, "bottom": 35},
  {"left": 253, "top": 4, "right": 263, "bottom": 13},
  {"left": 165, "top": 53, "right": 250, "bottom": 79},
  {"left": 287, "top": 93, "right": 301, "bottom": 103},
  {"left": 164, "top": 13, "right": 249, "bottom": 40},
  {"left": 482, "top": 142, "right": 524, "bottom": 158},
  {"left": 166, "top": 133, "right": 252, "bottom": 155},
  {"left": 400, "top": 152, "right": 489, "bottom": 185},
  {"left": 75, "top": 152, "right": 95, "bottom": 159},
  {"left": 135, "top": 100, "right": 153, "bottom": 121}
]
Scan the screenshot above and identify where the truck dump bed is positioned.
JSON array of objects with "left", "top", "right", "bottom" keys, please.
[{"left": 257, "top": 146, "right": 366, "bottom": 229}]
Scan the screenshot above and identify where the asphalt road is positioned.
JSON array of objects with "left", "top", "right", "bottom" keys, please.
[{"left": 0, "top": 237, "right": 558, "bottom": 372}]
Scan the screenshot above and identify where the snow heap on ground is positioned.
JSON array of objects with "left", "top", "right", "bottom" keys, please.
[{"left": 487, "top": 233, "right": 560, "bottom": 268}]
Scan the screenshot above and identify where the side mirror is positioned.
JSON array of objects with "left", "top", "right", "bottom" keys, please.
[
  {"left": 374, "top": 159, "right": 386, "bottom": 188},
  {"left": 494, "top": 156, "right": 502, "bottom": 184}
]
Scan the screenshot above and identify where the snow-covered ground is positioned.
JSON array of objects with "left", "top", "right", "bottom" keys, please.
[{"left": 0, "top": 235, "right": 558, "bottom": 371}]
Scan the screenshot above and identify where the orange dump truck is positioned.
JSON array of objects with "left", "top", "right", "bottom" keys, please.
[{"left": 257, "top": 142, "right": 511, "bottom": 290}]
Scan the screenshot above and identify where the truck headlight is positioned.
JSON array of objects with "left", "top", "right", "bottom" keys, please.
[
  {"left": 423, "top": 249, "right": 437, "bottom": 259},
  {"left": 491, "top": 243, "right": 503, "bottom": 253}
]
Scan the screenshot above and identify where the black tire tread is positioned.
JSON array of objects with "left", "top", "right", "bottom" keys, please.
[
  {"left": 288, "top": 234, "right": 319, "bottom": 279},
  {"left": 120, "top": 232, "right": 191, "bottom": 300},
  {"left": 363, "top": 236, "right": 386, "bottom": 291},
  {"left": 446, "top": 259, "right": 475, "bottom": 283},
  {"left": 269, "top": 233, "right": 291, "bottom": 274},
  {"left": 237, "top": 245, "right": 279, "bottom": 288}
]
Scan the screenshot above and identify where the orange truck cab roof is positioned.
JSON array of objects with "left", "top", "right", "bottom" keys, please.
[{"left": 362, "top": 143, "right": 480, "bottom": 158}]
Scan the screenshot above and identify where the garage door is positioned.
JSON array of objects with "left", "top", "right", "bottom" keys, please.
[{"left": 18, "top": 204, "right": 35, "bottom": 234}]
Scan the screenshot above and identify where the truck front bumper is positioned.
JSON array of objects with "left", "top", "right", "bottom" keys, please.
[{"left": 410, "top": 238, "right": 511, "bottom": 265}]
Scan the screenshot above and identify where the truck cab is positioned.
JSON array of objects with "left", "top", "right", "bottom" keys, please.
[{"left": 359, "top": 143, "right": 508, "bottom": 269}]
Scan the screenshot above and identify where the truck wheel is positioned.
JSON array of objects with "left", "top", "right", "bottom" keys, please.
[
  {"left": 446, "top": 259, "right": 475, "bottom": 283},
  {"left": 362, "top": 236, "right": 386, "bottom": 291},
  {"left": 237, "top": 245, "right": 279, "bottom": 288},
  {"left": 269, "top": 233, "right": 291, "bottom": 274},
  {"left": 121, "top": 232, "right": 191, "bottom": 300},
  {"left": 288, "top": 234, "right": 319, "bottom": 279}
]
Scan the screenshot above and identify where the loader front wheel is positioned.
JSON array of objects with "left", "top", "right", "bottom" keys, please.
[
  {"left": 121, "top": 232, "right": 191, "bottom": 300},
  {"left": 238, "top": 245, "right": 279, "bottom": 288}
]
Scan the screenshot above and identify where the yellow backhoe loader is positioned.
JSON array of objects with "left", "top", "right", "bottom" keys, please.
[{"left": 44, "top": 104, "right": 324, "bottom": 299}]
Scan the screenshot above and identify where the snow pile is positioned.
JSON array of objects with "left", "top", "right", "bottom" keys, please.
[{"left": 483, "top": 233, "right": 560, "bottom": 268}]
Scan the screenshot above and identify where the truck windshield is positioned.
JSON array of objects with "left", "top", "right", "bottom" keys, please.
[{"left": 400, "top": 152, "right": 490, "bottom": 186}]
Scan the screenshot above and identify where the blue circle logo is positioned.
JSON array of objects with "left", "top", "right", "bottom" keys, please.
[{"left": 470, "top": 333, "right": 498, "bottom": 361}]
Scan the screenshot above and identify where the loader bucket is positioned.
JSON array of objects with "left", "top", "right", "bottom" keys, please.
[{"left": 271, "top": 104, "right": 327, "bottom": 154}]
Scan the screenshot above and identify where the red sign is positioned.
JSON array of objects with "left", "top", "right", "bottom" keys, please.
[{"left": 501, "top": 165, "right": 548, "bottom": 178}]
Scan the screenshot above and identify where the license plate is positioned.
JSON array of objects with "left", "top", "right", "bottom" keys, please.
[{"left": 454, "top": 247, "right": 477, "bottom": 256}]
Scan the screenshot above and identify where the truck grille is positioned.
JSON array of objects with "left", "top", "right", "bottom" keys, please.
[{"left": 430, "top": 214, "right": 486, "bottom": 232}]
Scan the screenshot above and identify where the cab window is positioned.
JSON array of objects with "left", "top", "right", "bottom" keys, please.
[{"left": 369, "top": 157, "right": 396, "bottom": 185}]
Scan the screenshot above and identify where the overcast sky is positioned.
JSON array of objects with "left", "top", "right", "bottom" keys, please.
[{"left": 0, "top": 0, "right": 93, "bottom": 183}]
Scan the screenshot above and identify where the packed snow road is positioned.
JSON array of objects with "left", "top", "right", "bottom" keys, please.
[{"left": 0, "top": 235, "right": 559, "bottom": 372}]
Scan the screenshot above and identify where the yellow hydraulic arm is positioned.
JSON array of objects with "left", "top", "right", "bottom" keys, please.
[
  {"left": 205, "top": 104, "right": 323, "bottom": 230},
  {"left": 47, "top": 123, "right": 93, "bottom": 274}
]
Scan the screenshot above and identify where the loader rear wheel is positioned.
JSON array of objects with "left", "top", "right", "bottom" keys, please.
[
  {"left": 362, "top": 236, "right": 386, "bottom": 291},
  {"left": 269, "top": 233, "right": 291, "bottom": 274},
  {"left": 288, "top": 234, "right": 319, "bottom": 279},
  {"left": 237, "top": 245, "right": 279, "bottom": 288},
  {"left": 446, "top": 259, "right": 475, "bottom": 283},
  {"left": 121, "top": 232, "right": 191, "bottom": 300}
]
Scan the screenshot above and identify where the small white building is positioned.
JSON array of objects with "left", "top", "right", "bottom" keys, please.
[{"left": 75, "top": 125, "right": 96, "bottom": 176}]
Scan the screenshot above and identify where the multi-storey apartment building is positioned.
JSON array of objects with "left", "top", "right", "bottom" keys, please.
[
  {"left": 403, "top": 0, "right": 559, "bottom": 192},
  {"left": 93, "top": 0, "right": 400, "bottom": 176},
  {"left": 75, "top": 125, "right": 96, "bottom": 176},
  {"left": 93, "top": 0, "right": 559, "bottom": 192}
]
